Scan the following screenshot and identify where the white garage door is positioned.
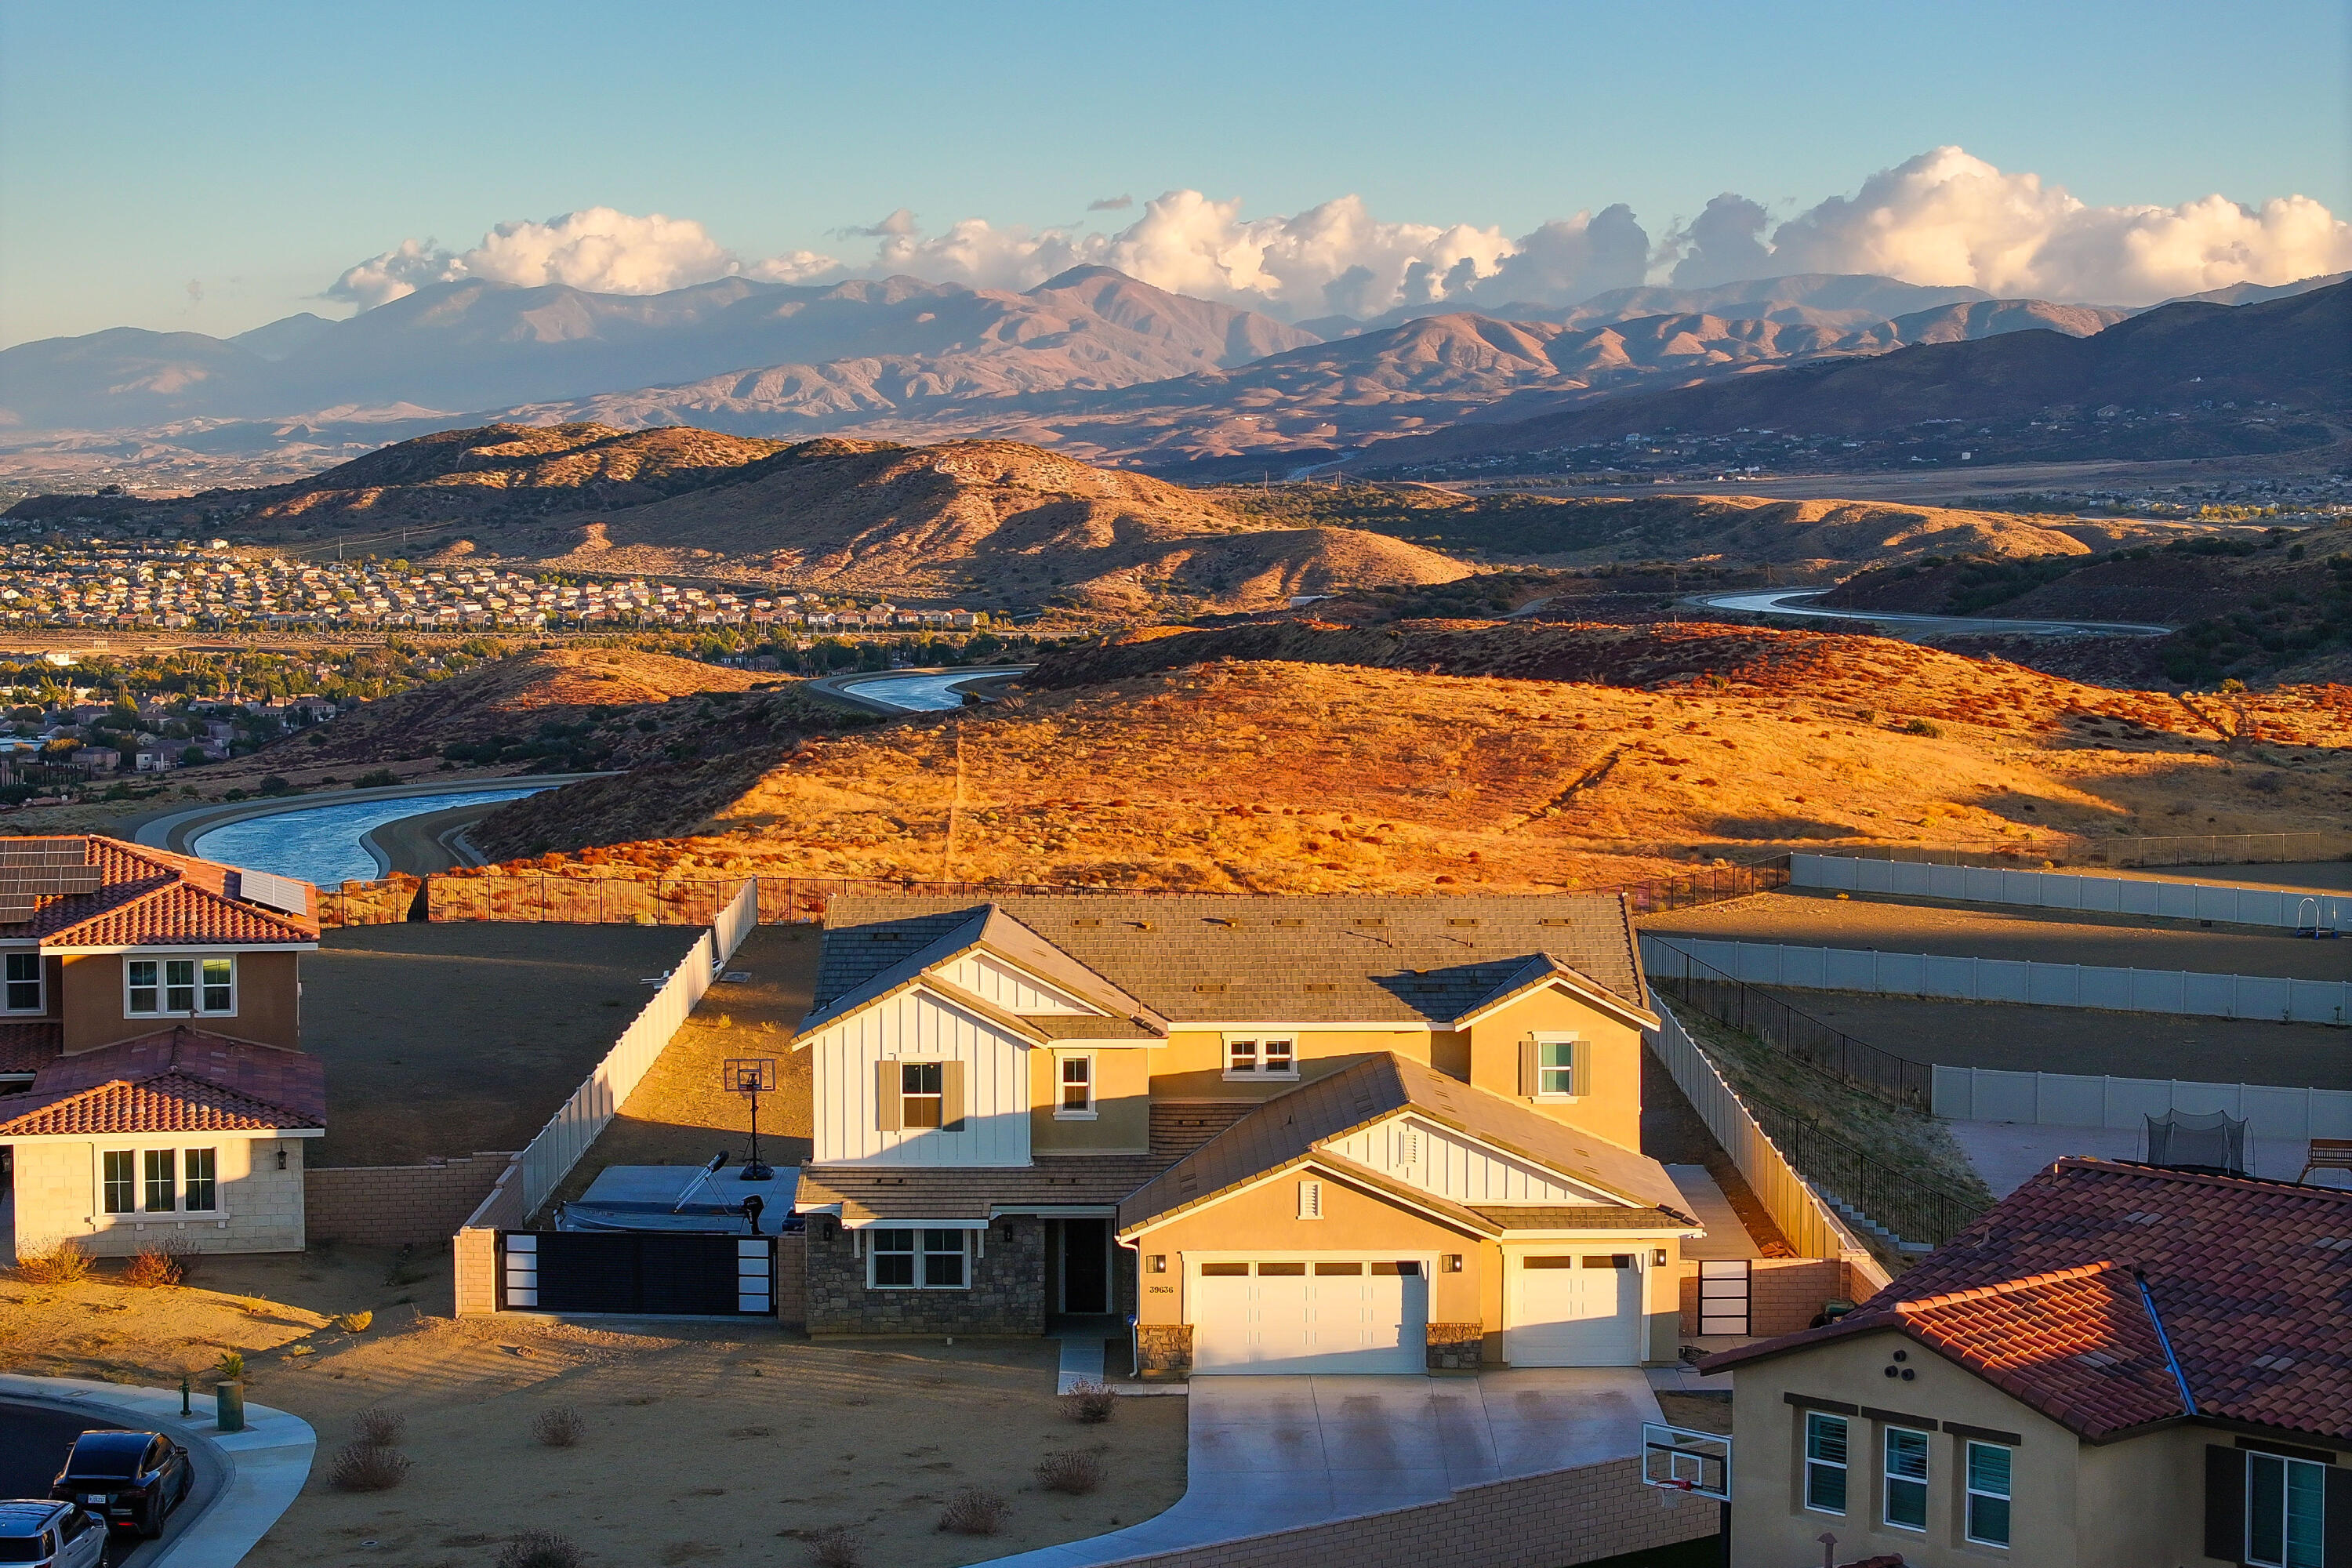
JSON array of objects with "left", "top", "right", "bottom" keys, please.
[
  {"left": 1504, "top": 1253, "right": 1642, "bottom": 1367},
  {"left": 1191, "top": 1259, "right": 1428, "bottom": 1374}
]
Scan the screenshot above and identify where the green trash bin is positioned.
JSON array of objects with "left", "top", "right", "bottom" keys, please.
[{"left": 216, "top": 1380, "right": 245, "bottom": 1433}]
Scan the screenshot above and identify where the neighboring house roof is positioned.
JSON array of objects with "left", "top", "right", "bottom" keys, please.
[
  {"left": 1118, "top": 1052, "right": 1693, "bottom": 1235},
  {"left": 1705, "top": 1160, "right": 2352, "bottom": 1444},
  {"left": 0, "top": 836, "right": 318, "bottom": 948},
  {"left": 0, "top": 1019, "right": 63, "bottom": 1075},
  {"left": 811, "top": 894, "right": 1652, "bottom": 1031},
  {"left": 0, "top": 1024, "right": 325, "bottom": 1138}
]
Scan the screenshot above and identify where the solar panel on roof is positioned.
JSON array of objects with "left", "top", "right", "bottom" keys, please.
[{"left": 231, "top": 869, "right": 312, "bottom": 917}]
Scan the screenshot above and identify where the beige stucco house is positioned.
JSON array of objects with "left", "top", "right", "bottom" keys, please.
[
  {"left": 791, "top": 894, "right": 1705, "bottom": 1372},
  {"left": 1705, "top": 1159, "right": 2352, "bottom": 1568}
]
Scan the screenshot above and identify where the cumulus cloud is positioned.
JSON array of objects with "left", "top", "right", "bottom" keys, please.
[
  {"left": 1664, "top": 194, "right": 1773, "bottom": 289},
  {"left": 327, "top": 207, "right": 843, "bottom": 308},
  {"left": 1087, "top": 194, "right": 1133, "bottom": 212}
]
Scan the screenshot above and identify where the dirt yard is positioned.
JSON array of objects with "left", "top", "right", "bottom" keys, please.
[
  {"left": 536, "top": 924, "right": 823, "bottom": 1218},
  {"left": 303, "top": 924, "right": 708, "bottom": 1167},
  {"left": 0, "top": 1249, "right": 1186, "bottom": 1568},
  {"left": 1641, "top": 891, "right": 2352, "bottom": 980}
]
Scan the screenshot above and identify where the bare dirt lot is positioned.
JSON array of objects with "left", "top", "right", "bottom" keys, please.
[
  {"left": 1642, "top": 891, "right": 2352, "bottom": 981},
  {"left": 0, "top": 1250, "right": 1185, "bottom": 1568},
  {"left": 303, "top": 924, "right": 707, "bottom": 1167},
  {"left": 2100, "top": 860, "right": 2352, "bottom": 897}
]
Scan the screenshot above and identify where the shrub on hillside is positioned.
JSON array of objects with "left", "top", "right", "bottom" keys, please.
[
  {"left": 937, "top": 1487, "right": 1009, "bottom": 1535},
  {"left": 1036, "top": 1449, "right": 1103, "bottom": 1494},
  {"left": 327, "top": 1442, "right": 410, "bottom": 1492},
  {"left": 806, "top": 1525, "right": 863, "bottom": 1568},
  {"left": 354, "top": 1407, "right": 405, "bottom": 1446},
  {"left": 531, "top": 1406, "right": 584, "bottom": 1447},
  {"left": 496, "top": 1531, "right": 583, "bottom": 1568},
  {"left": 1058, "top": 1380, "right": 1116, "bottom": 1424}
]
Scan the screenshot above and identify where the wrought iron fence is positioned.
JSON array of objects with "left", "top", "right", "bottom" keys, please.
[
  {"left": 1741, "top": 1087, "right": 1991, "bottom": 1249},
  {"left": 1646, "top": 943, "right": 1934, "bottom": 1111}
]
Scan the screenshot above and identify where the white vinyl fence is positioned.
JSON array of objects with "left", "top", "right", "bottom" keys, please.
[
  {"left": 1640, "top": 935, "right": 2352, "bottom": 1027},
  {"left": 1791, "top": 852, "right": 2347, "bottom": 931},
  {"left": 1934, "top": 1065, "right": 2352, "bottom": 1144},
  {"left": 1646, "top": 1001, "right": 1886, "bottom": 1287}
]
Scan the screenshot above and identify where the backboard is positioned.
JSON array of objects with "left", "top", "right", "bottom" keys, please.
[{"left": 1641, "top": 1422, "right": 1731, "bottom": 1501}]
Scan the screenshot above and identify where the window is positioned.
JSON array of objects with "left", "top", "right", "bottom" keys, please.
[
  {"left": 1057, "top": 1055, "right": 1094, "bottom": 1116},
  {"left": 102, "top": 1150, "right": 136, "bottom": 1214},
  {"left": 1803, "top": 1412, "right": 1848, "bottom": 1515},
  {"left": 125, "top": 955, "right": 234, "bottom": 1016},
  {"left": 1225, "top": 1038, "right": 1296, "bottom": 1077},
  {"left": 1882, "top": 1427, "right": 1929, "bottom": 1531},
  {"left": 900, "top": 1062, "right": 943, "bottom": 1129},
  {"left": 868, "top": 1228, "right": 968, "bottom": 1290},
  {"left": 3, "top": 952, "right": 39, "bottom": 1012},
  {"left": 1537, "top": 1039, "right": 1577, "bottom": 1096},
  {"left": 127, "top": 959, "right": 159, "bottom": 1014},
  {"left": 142, "top": 1148, "right": 176, "bottom": 1212},
  {"left": 1965, "top": 1441, "right": 2013, "bottom": 1547},
  {"left": 183, "top": 1148, "right": 217, "bottom": 1213},
  {"left": 2247, "top": 1451, "right": 2326, "bottom": 1568}
]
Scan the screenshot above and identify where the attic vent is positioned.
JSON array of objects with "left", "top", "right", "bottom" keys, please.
[
  {"left": 1193, "top": 982, "right": 1226, "bottom": 995},
  {"left": 1447, "top": 917, "right": 1479, "bottom": 928},
  {"left": 1354, "top": 917, "right": 1385, "bottom": 928},
  {"left": 1301, "top": 982, "right": 1335, "bottom": 994},
  {"left": 1070, "top": 917, "right": 1101, "bottom": 928},
  {"left": 1297, "top": 1180, "right": 1325, "bottom": 1220},
  {"left": 1272, "top": 918, "right": 1304, "bottom": 928},
  {"left": 1538, "top": 917, "right": 1573, "bottom": 927}
]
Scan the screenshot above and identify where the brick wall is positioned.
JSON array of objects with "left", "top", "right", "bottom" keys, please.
[
  {"left": 1681, "top": 1257, "right": 1867, "bottom": 1337},
  {"left": 305, "top": 1152, "right": 518, "bottom": 1247},
  {"left": 452, "top": 1226, "right": 499, "bottom": 1316},
  {"left": 1088, "top": 1455, "right": 1716, "bottom": 1568},
  {"left": 775, "top": 1232, "right": 806, "bottom": 1327}
]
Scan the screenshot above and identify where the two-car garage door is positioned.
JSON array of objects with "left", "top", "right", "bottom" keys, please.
[
  {"left": 1503, "top": 1252, "right": 1643, "bottom": 1366},
  {"left": 1191, "top": 1259, "right": 1428, "bottom": 1374}
]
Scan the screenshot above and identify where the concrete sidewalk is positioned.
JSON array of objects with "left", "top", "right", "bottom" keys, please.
[{"left": 979, "top": 1369, "right": 1660, "bottom": 1567}]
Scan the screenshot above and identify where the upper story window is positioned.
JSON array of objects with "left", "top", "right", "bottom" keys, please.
[
  {"left": 1225, "top": 1037, "right": 1296, "bottom": 1079},
  {"left": 1528, "top": 1033, "right": 1582, "bottom": 1098},
  {"left": 126, "top": 955, "right": 235, "bottom": 1017},
  {"left": 1802, "top": 1411, "right": 1848, "bottom": 1515},
  {"left": 900, "top": 1062, "right": 944, "bottom": 1129},
  {"left": 1964, "top": 1440, "right": 2013, "bottom": 1548},
  {"left": 2246, "top": 1450, "right": 2325, "bottom": 1568},
  {"left": 1057, "top": 1054, "right": 1094, "bottom": 1117},
  {"left": 1882, "top": 1427, "right": 1930, "bottom": 1532},
  {"left": 3, "top": 952, "right": 40, "bottom": 1012}
]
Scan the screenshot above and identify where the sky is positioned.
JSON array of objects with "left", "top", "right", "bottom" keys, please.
[{"left": 2, "top": 0, "right": 2347, "bottom": 346}]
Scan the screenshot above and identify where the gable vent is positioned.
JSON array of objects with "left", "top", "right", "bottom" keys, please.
[{"left": 1297, "top": 1180, "right": 1324, "bottom": 1220}]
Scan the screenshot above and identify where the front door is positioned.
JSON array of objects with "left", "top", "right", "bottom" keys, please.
[{"left": 1061, "top": 1218, "right": 1109, "bottom": 1314}]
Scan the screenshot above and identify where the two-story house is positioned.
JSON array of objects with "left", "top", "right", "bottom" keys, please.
[
  {"left": 0, "top": 836, "right": 324, "bottom": 1260},
  {"left": 789, "top": 894, "right": 1703, "bottom": 1374}
]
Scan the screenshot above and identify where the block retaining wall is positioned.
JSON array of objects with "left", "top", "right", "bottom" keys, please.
[{"left": 305, "top": 1152, "right": 517, "bottom": 1247}]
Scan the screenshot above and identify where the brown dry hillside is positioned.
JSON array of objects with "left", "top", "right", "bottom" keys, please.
[{"left": 470, "top": 626, "right": 2352, "bottom": 890}]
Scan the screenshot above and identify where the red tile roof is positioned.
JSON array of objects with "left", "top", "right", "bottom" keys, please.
[
  {"left": 4, "top": 837, "right": 316, "bottom": 948},
  {"left": 0, "top": 1025, "right": 323, "bottom": 1138},
  {"left": 0, "top": 1072, "right": 320, "bottom": 1136},
  {"left": 0, "top": 1018, "right": 62, "bottom": 1074},
  {"left": 1707, "top": 1159, "right": 2352, "bottom": 1444}
]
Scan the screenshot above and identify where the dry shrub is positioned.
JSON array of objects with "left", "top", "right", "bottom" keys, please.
[
  {"left": 332, "top": 1309, "right": 374, "bottom": 1333},
  {"left": 121, "top": 1246, "right": 183, "bottom": 1289},
  {"left": 497, "top": 1531, "right": 583, "bottom": 1568},
  {"left": 806, "top": 1525, "right": 863, "bottom": 1568},
  {"left": 937, "top": 1486, "right": 1009, "bottom": 1536},
  {"left": 1058, "top": 1379, "right": 1116, "bottom": 1425},
  {"left": 327, "top": 1442, "right": 411, "bottom": 1492},
  {"left": 1036, "top": 1449, "right": 1103, "bottom": 1494},
  {"left": 532, "top": 1406, "right": 585, "bottom": 1447},
  {"left": 15, "top": 1238, "right": 93, "bottom": 1285},
  {"left": 354, "top": 1406, "right": 405, "bottom": 1446}
]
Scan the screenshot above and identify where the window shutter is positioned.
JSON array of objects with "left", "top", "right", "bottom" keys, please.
[
  {"left": 941, "top": 1059, "right": 966, "bottom": 1133},
  {"left": 2205, "top": 1444, "right": 2245, "bottom": 1564},
  {"left": 2328, "top": 1464, "right": 2352, "bottom": 1566},
  {"left": 876, "top": 1058, "right": 902, "bottom": 1133},
  {"left": 1570, "top": 1039, "right": 1592, "bottom": 1098},
  {"left": 1518, "top": 1038, "right": 1538, "bottom": 1096}
]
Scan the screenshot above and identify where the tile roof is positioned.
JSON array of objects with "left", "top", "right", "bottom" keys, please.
[
  {"left": 0, "top": 1025, "right": 324, "bottom": 1138},
  {"left": 0, "top": 1018, "right": 62, "bottom": 1075},
  {"left": 0, "top": 837, "right": 317, "bottom": 948},
  {"left": 812, "top": 894, "right": 1650, "bottom": 1029},
  {"left": 0, "top": 1071, "right": 321, "bottom": 1137},
  {"left": 1706, "top": 1159, "right": 2352, "bottom": 1443}
]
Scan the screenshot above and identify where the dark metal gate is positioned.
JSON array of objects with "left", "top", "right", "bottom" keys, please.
[{"left": 500, "top": 1232, "right": 775, "bottom": 1316}]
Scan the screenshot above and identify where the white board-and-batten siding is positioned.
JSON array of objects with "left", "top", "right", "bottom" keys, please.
[
  {"left": 811, "top": 988, "right": 1033, "bottom": 1165},
  {"left": 938, "top": 953, "right": 1102, "bottom": 1016},
  {"left": 1328, "top": 1115, "right": 1624, "bottom": 1207}
]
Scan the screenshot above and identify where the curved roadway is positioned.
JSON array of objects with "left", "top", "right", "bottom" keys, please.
[
  {"left": 805, "top": 665, "right": 1034, "bottom": 714},
  {"left": 1685, "top": 589, "right": 2172, "bottom": 638}
]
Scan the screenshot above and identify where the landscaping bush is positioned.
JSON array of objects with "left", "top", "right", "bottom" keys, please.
[
  {"left": 15, "top": 1239, "right": 93, "bottom": 1285},
  {"left": 806, "top": 1525, "right": 863, "bottom": 1568},
  {"left": 215, "top": 1352, "right": 244, "bottom": 1381},
  {"left": 332, "top": 1310, "right": 373, "bottom": 1332},
  {"left": 937, "top": 1486, "right": 1009, "bottom": 1535},
  {"left": 1058, "top": 1379, "right": 1116, "bottom": 1425},
  {"left": 1036, "top": 1449, "right": 1104, "bottom": 1494},
  {"left": 532, "top": 1406, "right": 585, "bottom": 1447},
  {"left": 327, "top": 1442, "right": 411, "bottom": 1492},
  {"left": 354, "top": 1406, "right": 405, "bottom": 1446},
  {"left": 496, "top": 1531, "right": 583, "bottom": 1568},
  {"left": 121, "top": 1246, "right": 183, "bottom": 1288},
  {"left": 353, "top": 768, "right": 400, "bottom": 788}
]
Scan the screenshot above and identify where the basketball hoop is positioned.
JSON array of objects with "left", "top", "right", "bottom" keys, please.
[
  {"left": 1641, "top": 1422, "right": 1732, "bottom": 1503},
  {"left": 723, "top": 1058, "right": 779, "bottom": 1181}
]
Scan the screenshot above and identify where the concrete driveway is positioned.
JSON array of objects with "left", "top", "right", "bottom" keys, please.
[{"left": 985, "top": 1369, "right": 1661, "bottom": 1566}]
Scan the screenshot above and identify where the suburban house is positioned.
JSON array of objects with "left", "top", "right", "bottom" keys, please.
[
  {"left": 790, "top": 894, "right": 1705, "bottom": 1374},
  {"left": 1704, "top": 1159, "right": 2352, "bottom": 1568},
  {"left": 0, "top": 836, "right": 323, "bottom": 1260}
]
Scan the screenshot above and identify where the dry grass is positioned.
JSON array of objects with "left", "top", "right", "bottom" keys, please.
[
  {"left": 327, "top": 1442, "right": 411, "bottom": 1491},
  {"left": 121, "top": 1246, "right": 183, "bottom": 1289},
  {"left": 15, "top": 1239, "right": 93, "bottom": 1286},
  {"left": 497, "top": 1530, "right": 584, "bottom": 1568},
  {"left": 1058, "top": 1382, "right": 1116, "bottom": 1425},
  {"left": 805, "top": 1526, "right": 864, "bottom": 1568},
  {"left": 532, "top": 1406, "right": 585, "bottom": 1447},
  {"left": 354, "top": 1406, "right": 405, "bottom": 1446},
  {"left": 1036, "top": 1449, "right": 1104, "bottom": 1494},
  {"left": 937, "top": 1488, "right": 1010, "bottom": 1536}
]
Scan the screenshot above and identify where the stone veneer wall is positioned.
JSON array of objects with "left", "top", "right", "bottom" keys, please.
[
  {"left": 305, "top": 1152, "right": 516, "bottom": 1247},
  {"left": 804, "top": 1216, "right": 1045, "bottom": 1334},
  {"left": 775, "top": 1232, "right": 807, "bottom": 1327},
  {"left": 1135, "top": 1323, "right": 1192, "bottom": 1375},
  {"left": 1425, "top": 1322, "right": 1484, "bottom": 1372}
]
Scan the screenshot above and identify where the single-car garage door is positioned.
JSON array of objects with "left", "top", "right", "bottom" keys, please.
[
  {"left": 1191, "top": 1259, "right": 1428, "bottom": 1374},
  {"left": 1504, "top": 1253, "right": 1642, "bottom": 1366}
]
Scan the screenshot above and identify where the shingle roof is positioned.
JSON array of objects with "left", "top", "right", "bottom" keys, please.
[
  {"left": 812, "top": 894, "right": 1650, "bottom": 1029},
  {"left": 800, "top": 905, "right": 1167, "bottom": 1040},
  {"left": 0, "top": 1071, "right": 321, "bottom": 1137},
  {"left": 0, "top": 1024, "right": 324, "bottom": 1138},
  {"left": 1705, "top": 1160, "right": 2352, "bottom": 1444},
  {"left": 1, "top": 837, "right": 317, "bottom": 948},
  {"left": 1118, "top": 1053, "right": 1692, "bottom": 1234}
]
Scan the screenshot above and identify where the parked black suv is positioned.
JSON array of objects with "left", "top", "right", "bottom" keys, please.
[{"left": 48, "top": 1430, "right": 190, "bottom": 1538}]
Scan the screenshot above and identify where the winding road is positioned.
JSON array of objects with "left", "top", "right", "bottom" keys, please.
[{"left": 1684, "top": 589, "right": 2172, "bottom": 638}]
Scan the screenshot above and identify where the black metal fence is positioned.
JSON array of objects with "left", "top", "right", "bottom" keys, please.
[
  {"left": 1647, "top": 944, "right": 1934, "bottom": 1111},
  {"left": 1824, "top": 830, "right": 2343, "bottom": 871},
  {"left": 1743, "top": 1089, "right": 1991, "bottom": 1248}
]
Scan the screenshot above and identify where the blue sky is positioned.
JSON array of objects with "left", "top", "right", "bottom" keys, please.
[{"left": 2, "top": 0, "right": 2345, "bottom": 345}]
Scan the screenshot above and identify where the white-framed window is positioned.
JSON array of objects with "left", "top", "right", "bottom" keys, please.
[
  {"left": 1882, "top": 1426, "right": 1929, "bottom": 1532},
  {"left": 900, "top": 1062, "right": 943, "bottom": 1129},
  {"left": 3, "top": 951, "right": 41, "bottom": 1013},
  {"left": 1225, "top": 1037, "right": 1296, "bottom": 1079},
  {"left": 183, "top": 1148, "right": 218, "bottom": 1213},
  {"left": 125, "top": 954, "right": 235, "bottom": 1017},
  {"left": 101, "top": 1149, "right": 136, "bottom": 1215},
  {"left": 1964, "top": 1440, "right": 2013, "bottom": 1547},
  {"left": 2246, "top": 1450, "right": 2326, "bottom": 1568},
  {"left": 99, "top": 1145, "right": 222, "bottom": 1217},
  {"left": 1802, "top": 1411, "right": 1849, "bottom": 1515},
  {"left": 1056, "top": 1054, "right": 1094, "bottom": 1118},
  {"left": 868, "top": 1227, "right": 969, "bottom": 1290},
  {"left": 1537, "top": 1038, "right": 1577, "bottom": 1096},
  {"left": 141, "top": 1148, "right": 176, "bottom": 1213}
]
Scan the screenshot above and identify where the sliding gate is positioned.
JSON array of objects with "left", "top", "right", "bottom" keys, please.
[{"left": 501, "top": 1232, "right": 775, "bottom": 1316}]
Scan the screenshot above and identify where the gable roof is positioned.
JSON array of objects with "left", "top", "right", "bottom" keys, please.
[
  {"left": 1118, "top": 1052, "right": 1692, "bottom": 1234},
  {"left": 0, "top": 1024, "right": 325, "bottom": 1138},
  {"left": 811, "top": 894, "right": 1650, "bottom": 1032},
  {"left": 1706, "top": 1160, "right": 2352, "bottom": 1444},
  {"left": 1, "top": 837, "right": 318, "bottom": 949},
  {"left": 799, "top": 903, "right": 1167, "bottom": 1041},
  {"left": 0, "top": 1071, "right": 323, "bottom": 1137}
]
